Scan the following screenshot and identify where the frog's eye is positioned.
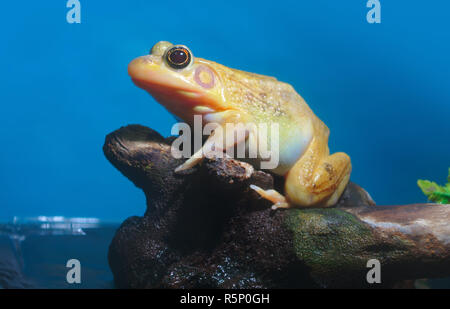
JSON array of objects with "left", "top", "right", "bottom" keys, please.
[{"left": 165, "top": 46, "right": 192, "bottom": 69}]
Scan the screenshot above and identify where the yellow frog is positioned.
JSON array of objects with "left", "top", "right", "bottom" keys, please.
[{"left": 128, "top": 41, "right": 352, "bottom": 209}]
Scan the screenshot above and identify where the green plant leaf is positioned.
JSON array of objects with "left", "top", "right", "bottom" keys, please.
[
  {"left": 417, "top": 168, "right": 450, "bottom": 204},
  {"left": 429, "top": 192, "right": 450, "bottom": 204}
]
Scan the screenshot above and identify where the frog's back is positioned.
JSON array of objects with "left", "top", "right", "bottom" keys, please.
[
  {"left": 215, "top": 64, "right": 313, "bottom": 123},
  {"left": 213, "top": 63, "right": 328, "bottom": 174}
]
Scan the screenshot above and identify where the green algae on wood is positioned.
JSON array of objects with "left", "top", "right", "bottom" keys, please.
[{"left": 284, "top": 208, "right": 374, "bottom": 286}]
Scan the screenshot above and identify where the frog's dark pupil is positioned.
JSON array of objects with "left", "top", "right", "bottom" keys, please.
[
  {"left": 170, "top": 50, "right": 186, "bottom": 63},
  {"left": 167, "top": 47, "right": 191, "bottom": 69}
]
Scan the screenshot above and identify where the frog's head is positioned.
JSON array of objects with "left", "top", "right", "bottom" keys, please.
[{"left": 128, "top": 41, "right": 229, "bottom": 123}]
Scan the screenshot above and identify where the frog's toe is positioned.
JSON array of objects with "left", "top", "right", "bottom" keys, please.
[
  {"left": 272, "top": 202, "right": 290, "bottom": 210},
  {"left": 174, "top": 150, "right": 227, "bottom": 173},
  {"left": 174, "top": 156, "right": 203, "bottom": 173},
  {"left": 250, "top": 184, "right": 289, "bottom": 209}
]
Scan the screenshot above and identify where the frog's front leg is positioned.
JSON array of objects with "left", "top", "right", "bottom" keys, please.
[
  {"left": 174, "top": 129, "right": 222, "bottom": 173},
  {"left": 174, "top": 121, "right": 249, "bottom": 173}
]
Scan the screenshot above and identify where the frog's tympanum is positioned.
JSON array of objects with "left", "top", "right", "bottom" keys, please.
[{"left": 128, "top": 41, "right": 352, "bottom": 209}]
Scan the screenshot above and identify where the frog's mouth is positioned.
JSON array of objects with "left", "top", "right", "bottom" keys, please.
[
  {"left": 129, "top": 57, "right": 199, "bottom": 96},
  {"left": 131, "top": 77, "right": 200, "bottom": 100},
  {"left": 131, "top": 78, "right": 203, "bottom": 119},
  {"left": 128, "top": 56, "right": 221, "bottom": 121}
]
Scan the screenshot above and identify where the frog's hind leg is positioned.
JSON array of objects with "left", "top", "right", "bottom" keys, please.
[
  {"left": 249, "top": 185, "right": 290, "bottom": 209},
  {"left": 285, "top": 140, "right": 352, "bottom": 208}
]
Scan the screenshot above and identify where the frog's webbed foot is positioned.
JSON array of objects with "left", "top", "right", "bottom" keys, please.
[{"left": 250, "top": 184, "right": 290, "bottom": 210}]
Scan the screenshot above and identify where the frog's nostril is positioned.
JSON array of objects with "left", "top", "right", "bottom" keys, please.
[{"left": 141, "top": 56, "right": 153, "bottom": 64}]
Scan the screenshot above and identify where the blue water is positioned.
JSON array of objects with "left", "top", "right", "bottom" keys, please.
[
  {"left": 0, "top": 218, "right": 116, "bottom": 288},
  {"left": 0, "top": 1, "right": 449, "bottom": 222}
]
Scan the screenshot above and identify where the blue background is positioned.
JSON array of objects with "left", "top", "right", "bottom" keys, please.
[{"left": 0, "top": 1, "right": 449, "bottom": 222}]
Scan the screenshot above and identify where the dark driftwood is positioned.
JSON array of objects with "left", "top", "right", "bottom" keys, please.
[{"left": 104, "top": 124, "right": 450, "bottom": 288}]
